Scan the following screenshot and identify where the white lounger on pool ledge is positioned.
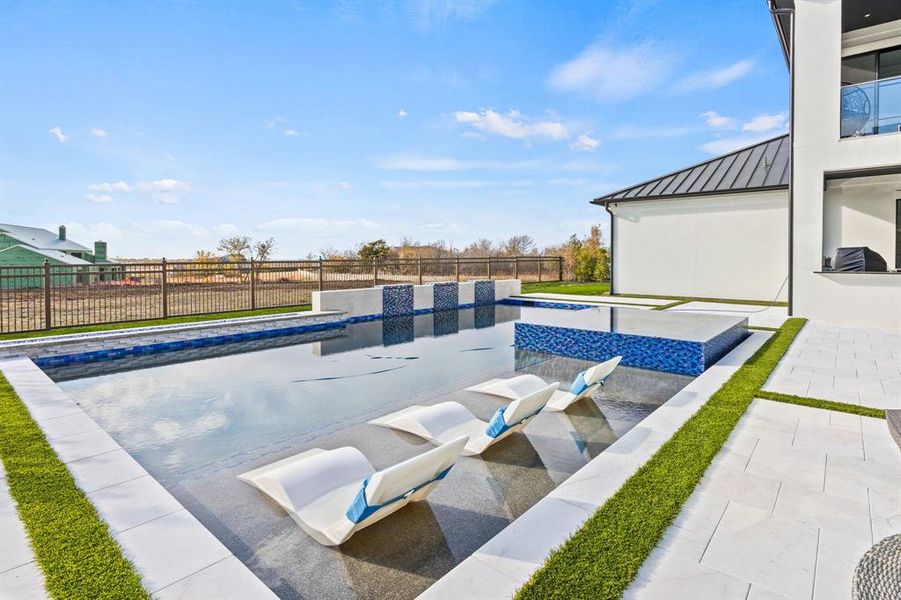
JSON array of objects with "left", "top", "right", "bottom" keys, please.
[
  {"left": 237, "top": 435, "right": 467, "bottom": 546},
  {"left": 467, "top": 356, "right": 622, "bottom": 412},
  {"left": 370, "top": 383, "right": 557, "bottom": 456}
]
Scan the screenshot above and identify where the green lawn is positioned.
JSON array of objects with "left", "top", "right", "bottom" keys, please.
[
  {"left": 520, "top": 281, "right": 610, "bottom": 296},
  {"left": 0, "top": 305, "right": 312, "bottom": 342},
  {"left": 515, "top": 318, "right": 806, "bottom": 600},
  {"left": 0, "top": 374, "right": 148, "bottom": 599},
  {"left": 756, "top": 390, "right": 885, "bottom": 419}
]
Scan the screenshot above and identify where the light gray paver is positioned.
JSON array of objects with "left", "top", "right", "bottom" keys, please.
[
  {"left": 626, "top": 399, "right": 901, "bottom": 600},
  {"left": 764, "top": 321, "right": 901, "bottom": 409},
  {"left": 664, "top": 301, "right": 788, "bottom": 328}
]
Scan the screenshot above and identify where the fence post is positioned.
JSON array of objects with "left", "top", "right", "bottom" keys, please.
[
  {"left": 249, "top": 259, "right": 256, "bottom": 310},
  {"left": 558, "top": 257, "right": 563, "bottom": 282},
  {"left": 43, "top": 259, "right": 52, "bottom": 330},
  {"left": 513, "top": 256, "right": 519, "bottom": 280},
  {"left": 317, "top": 258, "right": 324, "bottom": 291},
  {"left": 373, "top": 260, "right": 378, "bottom": 287},
  {"left": 455, "top": 257, "right": 460, "bottom": 282},
  {"left": 417, "top": 255, "right": 423, "bottom": 285},
  {"left": 487, "top": 256, "right": 492, "bottom": 279},
  {"left": 161, "top": 258, "right": 168, "bottom": 318},
  {"left": 538, "top": 257, "right": 542, "bottom": 282}
]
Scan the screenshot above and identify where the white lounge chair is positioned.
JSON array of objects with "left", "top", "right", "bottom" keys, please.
[
  {"left": 238, "top": 435, "right": 467, "bottom": 546},
  {"left": 467, "top": 356, "right": 622, "bottom": 412},
  {"left": 370, "top": 383, "right": 557, "bottom": 456}
]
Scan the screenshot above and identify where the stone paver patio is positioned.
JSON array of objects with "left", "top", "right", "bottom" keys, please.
[
  {"left": 626, "top": 398, "right": 901, "bottom": 600},
  {"left": 764, "top": 321, "right": 901, "bottom": 409}
]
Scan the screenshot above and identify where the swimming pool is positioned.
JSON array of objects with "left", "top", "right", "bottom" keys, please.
[{"left": 52, "top": 304, "right": 693, "bottom": 599}]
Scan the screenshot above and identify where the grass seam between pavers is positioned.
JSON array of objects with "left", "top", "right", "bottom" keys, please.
[
  {"left": 0, "top": 373, "right": 149, "bottom": 599},
  {"left": 756, "top": 390, "right": 886, "bottom": 419},
  {"left": 515, "top": 318, "right": 806, "bottom": 600}
]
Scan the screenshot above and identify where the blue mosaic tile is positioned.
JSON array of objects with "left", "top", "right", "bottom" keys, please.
[
  {"left": 474, "top": 280, "right": 495, "bottom": 306},
  {"left": 474, "top": 305, "right": 496, "bottom": 329},
  {"left": 433, "top": 282, "right": 459, "bottom": 311},
  {"left": 432, "top": 310, "right": 459, "bottom": 336},
  {"left": 703, "top": 321, "right": 750, "bottom": 367},
  {"left": 382, "top": 315, "right": 414, "bottom": 346},
  {"left": 382, "top": 284, "right": 414, "bottom": 317},
  {"left": 499, "top": 298, "right": 590, "bottom": 310}
]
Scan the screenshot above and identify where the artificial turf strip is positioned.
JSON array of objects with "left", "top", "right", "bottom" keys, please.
[
  {"left": 756, "top": 390, "right": 886, "bottom": 419},
  {"left": 0, "top": 304, "right": 312, "bottom": 342},
  {"left": 515, "top": 318, "right": 807, "bottom": 600},
  {"left": 520, "top": 281, "right": 611, "bottom": 296},
  {"left": 0, "top": 374, "right": 148, "bottom": 599}
]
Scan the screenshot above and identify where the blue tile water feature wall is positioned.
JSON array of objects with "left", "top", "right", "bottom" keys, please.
[
  {"left": 433, "top": 282, "right": 459, "bottom": 311},
  {"left": 474, "top": 280, "right": 495, "bottom": 306},
  {"left": 514, "top": 321, "right": 749, "bottom": 376},
  {"left": 382, "top": 284, "right": 414, "bottom": 317}
]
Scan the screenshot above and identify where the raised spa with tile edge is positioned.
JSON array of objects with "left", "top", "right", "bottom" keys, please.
[{"left": 514, "top": 306, "right": 749, "bottom": 376}]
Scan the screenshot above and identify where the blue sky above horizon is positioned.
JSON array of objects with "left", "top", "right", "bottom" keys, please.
[{"left": 0, "top": 0, "right": 788, "bottom": 259}]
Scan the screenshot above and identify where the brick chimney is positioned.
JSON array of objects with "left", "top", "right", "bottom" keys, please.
[
  {"left": 94, "top": 241, "right": 107, "bottom": 262},
  {"left": 58, "top": 225, "right": 66, "bottom": 241}
]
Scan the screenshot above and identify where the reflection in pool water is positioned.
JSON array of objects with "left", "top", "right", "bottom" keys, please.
[{"left": 54, "top": 305, "right": 692, "bottom": 599}]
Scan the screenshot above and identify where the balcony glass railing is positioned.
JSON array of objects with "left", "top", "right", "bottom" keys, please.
[{"left": 840, "top": 74, "right": 901, "bottom": 138}]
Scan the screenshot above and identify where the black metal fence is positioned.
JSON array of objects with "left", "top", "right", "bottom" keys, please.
[{"left": 0, "top": 256, "right": 563, "bottom": 333}]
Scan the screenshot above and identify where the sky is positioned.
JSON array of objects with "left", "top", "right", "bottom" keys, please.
[{"left": 0, "top": 0, "right": 789, "bottom": 259}]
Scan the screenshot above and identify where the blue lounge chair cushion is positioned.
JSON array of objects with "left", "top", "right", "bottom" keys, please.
[
  {"left": 570, "top": 370, "right": 590, "bottom": 395},
  {"left": 345, "top": 466, "right": 453, "bottom": 524},
  {"left": 485, "top": 403, "right": 544, "bottom": 439}
]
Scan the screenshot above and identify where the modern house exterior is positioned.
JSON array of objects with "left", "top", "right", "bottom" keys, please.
[
  {"left": 595, "top": 0, "right": 901, "bottom": 329},
  {"left": 0, "top": 224, "right": 118, "bottom": 288}
]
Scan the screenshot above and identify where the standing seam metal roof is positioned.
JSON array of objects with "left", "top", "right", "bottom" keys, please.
[{"left": 592, "top": 134, "right": 789, "bottom": 204}]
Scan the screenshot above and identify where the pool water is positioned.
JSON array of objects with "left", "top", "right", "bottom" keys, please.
[{"left": 53, "top": 305, "right": 693, "bottom": 599}]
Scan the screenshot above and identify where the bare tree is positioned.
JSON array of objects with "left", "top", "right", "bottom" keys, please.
[
  {"left": 503, "top": 235, "right": 536, "bottom": 256},
  {"left": 217, "top": 236, "right": 251, "bottom": 261},
  {"left": 253, "top": 237, "right": 276, "bottom": 261}
]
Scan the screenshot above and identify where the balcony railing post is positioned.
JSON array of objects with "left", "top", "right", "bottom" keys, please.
[
  {"left": 249, "top": 259, "right": 256, "bottom": 310},
  {"left": 513, "top": 256, "right": 519, "bottom": 280},
  {"left": 373, "top": 260, "right": 378, "bottom": 287},
  {"left": 417, "top": 255, "right": 423, "bottom": 285},
  {"left": 161, "top": 257, "right": 168, "bottom": 318},
  {"left": 558, "top": 256, "right": 563, "bottom": 282},
  {"left": 538, "top": 257, "right": 543, "bottom": 282},
  {"left": 42, "top": 259, "right": 51, "bottom": 330},
  {"left": 487, "top": 256, "right": 492, "bottom": 279},
  {"left": 455, "top": 257, "right": 460, "bottom": 282}
]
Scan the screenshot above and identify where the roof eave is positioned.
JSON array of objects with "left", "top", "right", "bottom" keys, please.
[{"left": 592, "top": 184, "right": 789, "bottom": 206}]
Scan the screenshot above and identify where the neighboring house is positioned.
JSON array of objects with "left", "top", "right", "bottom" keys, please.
[
  {"left": 0, "top": 224, "right": 118, "bottom": 288},
  {"left": 595, "top": 0, "right": 901, "bottom": 329}
]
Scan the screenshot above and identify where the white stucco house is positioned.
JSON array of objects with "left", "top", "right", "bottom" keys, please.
[{"left": 596, "top": 0, "right": 901, "bottom": 329}]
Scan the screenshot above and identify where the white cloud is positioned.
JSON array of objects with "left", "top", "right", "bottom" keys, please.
[
  {"left": 264, "top": 116, "right": 287, "bottom": 129},
  {"left": 135, "top": 220, "right": 209, "bottom": 240},
  {"left": 609, "top": 125, "right": 691, "bottom": 140},
  {"left": 49, "top": 126, "right": 67, "bottom": 143},
  {"left": 153, "top": 193, "right": 180, "bottom": 204},
  {"left": 742, "top": 112, "right": 787, "bottom": 132},
  {"left": 379, "top": 180, "right": 498, "bottom": 190},
  {"left": 335, "top": 182, "right": 352, "bottom": 191},
  {"left": 90, "top": 128, "right": 108, "bottom": 137},
  {"left": 452, "top": 109, "right": 568, "bottom": 142},
  {"left": 677, "top": 59, "right": 755, "bottom": 91},
  {"left": 411, "top": 0, "right": 495, "bottom": 29},
  {"left": 570, "top": 134, "right": 600, "bottom": 152},
  {"left": 700, "top": 134, "right": 773, "bottom": 155},
  {"left": 85, "top": 193, "right": 114, "bottom": 203},
  {"left": 257, "top": 218, "right": 381, "bottom": 234},
  {"left": 213, "top": 224, "right": 241, "bottom": 236},
  {"left": 701, "top": 111, "right": 737, "bottom": 129},
  {"left": 284, "top": 128, "right": 302, "bottom": 137},
  {"left": 89, "top": 181, "right": 132, "bottom": 192},
  {"left": 420, "top": 221, "right": 462, "bottom": 232},
  {"left": 139, "top": 178, "right": 190, "bottom": 192},
  {"left": 398, "top": 109, "right": 408, "bottom": 118},
  {"left": 376, "top": 155, "right": 541, "bottom": 171},
  {"left": 548, "top": 42, "right": 676, "bottom": 101}
]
